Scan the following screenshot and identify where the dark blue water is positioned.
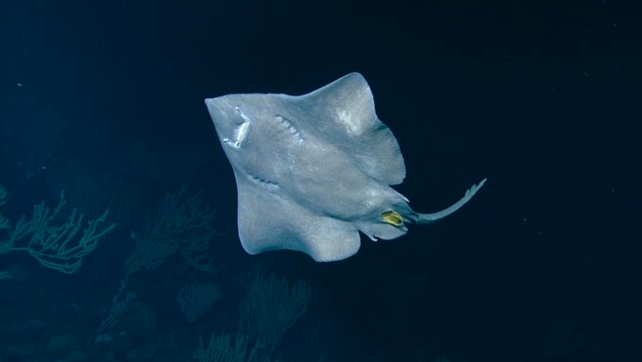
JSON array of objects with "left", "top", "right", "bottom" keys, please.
[{"left": 1, "top": 0, "right": 640, "bottom": 361}]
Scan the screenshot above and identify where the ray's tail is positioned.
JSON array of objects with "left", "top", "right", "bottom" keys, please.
[{"left": 406, "top": 178, "right": 487, "bottom": 224}]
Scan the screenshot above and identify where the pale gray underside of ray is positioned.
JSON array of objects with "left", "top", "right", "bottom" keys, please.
[{"left": 205, "top": 73, "right": 486, "bottom": 262}]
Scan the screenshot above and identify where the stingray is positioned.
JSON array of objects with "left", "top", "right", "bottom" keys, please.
[{"left": 205, "top": 73, "right": 486, "bottom": 262}]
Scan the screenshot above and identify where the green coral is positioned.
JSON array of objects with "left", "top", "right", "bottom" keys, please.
[{"left": 0, "top": 183, "right": 115, "bottom": 273}]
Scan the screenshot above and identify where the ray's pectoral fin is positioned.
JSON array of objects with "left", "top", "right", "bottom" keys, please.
[
  {"left": 236, "top": 177, "right": 363, "bottom": 262},
  {"left": 391, "top": 178, "right": 488, "bottom": 226}
]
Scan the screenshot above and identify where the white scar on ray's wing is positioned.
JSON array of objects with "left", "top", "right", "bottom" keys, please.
[{"left": 222, "top": 107, "right": 250, "bottom": 148}]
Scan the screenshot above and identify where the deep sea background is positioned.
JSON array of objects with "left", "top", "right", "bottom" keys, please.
[{"left": 1, "top": 0, "right": 640, "bottom": 361}]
